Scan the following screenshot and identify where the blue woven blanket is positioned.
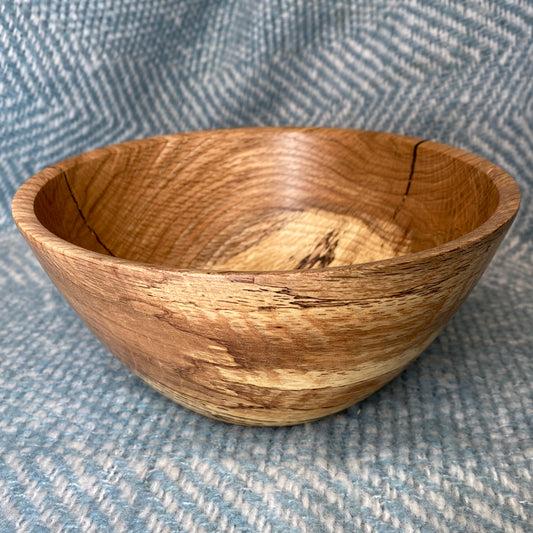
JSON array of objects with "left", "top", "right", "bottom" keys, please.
[{"left": 1, "top": 1, "right": 532, "bottom": 531}]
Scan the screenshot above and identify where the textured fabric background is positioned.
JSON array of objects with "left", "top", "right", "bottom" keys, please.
[{"left": 1, "top": 1, "right": 532, "bottom": 532}]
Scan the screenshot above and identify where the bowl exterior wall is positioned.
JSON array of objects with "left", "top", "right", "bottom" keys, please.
[{"left": 21, "top": 219, "right": 511, "bottom": 426}]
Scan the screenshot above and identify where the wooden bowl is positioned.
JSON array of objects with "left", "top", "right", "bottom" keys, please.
[{"left": 12, "top": 128, "right": 520, "bottom": 426}]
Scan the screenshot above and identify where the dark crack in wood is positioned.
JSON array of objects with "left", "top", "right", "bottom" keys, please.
[
  {"left": 393, "top": 139, "right": 427, "bottom": 220},
  {"left": 62, "top": 172, "right": 115, "bottom": 256}
]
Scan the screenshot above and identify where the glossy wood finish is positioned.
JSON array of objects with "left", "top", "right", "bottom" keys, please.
[{"left": 12, "top": 128, "right": 520, "bottom": 425}]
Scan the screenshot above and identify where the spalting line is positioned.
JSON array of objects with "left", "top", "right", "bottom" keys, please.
[
  {"left": 296, "top": 229, "right": 340, "bottom": 269},
  {"left": 62, "top": 172, "right": 116, "bottom": 256},
  {"left": 393, "top": 139, "right": 427, "bottom": 220}
]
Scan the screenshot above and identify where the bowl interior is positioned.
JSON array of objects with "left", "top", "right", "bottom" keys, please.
[{"left": 33, "top": 129, "right": 500, "bottom": 271}]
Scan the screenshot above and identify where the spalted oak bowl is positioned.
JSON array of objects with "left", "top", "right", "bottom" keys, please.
[{"left": 12, "top": 128, "right": 520, "bottom": 426}]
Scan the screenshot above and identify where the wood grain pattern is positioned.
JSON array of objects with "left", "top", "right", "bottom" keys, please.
[{"left": 12, "top": 128, "right": 520, "bottom": 425}]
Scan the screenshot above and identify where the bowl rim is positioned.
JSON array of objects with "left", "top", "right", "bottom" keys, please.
[{"left": 11, "top": 127, "right": 521, "bottom": 279}]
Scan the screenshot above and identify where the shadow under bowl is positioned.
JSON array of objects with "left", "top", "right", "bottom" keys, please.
[{"left": 12, "top": 128, "right": 520, "bottom": 425}]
